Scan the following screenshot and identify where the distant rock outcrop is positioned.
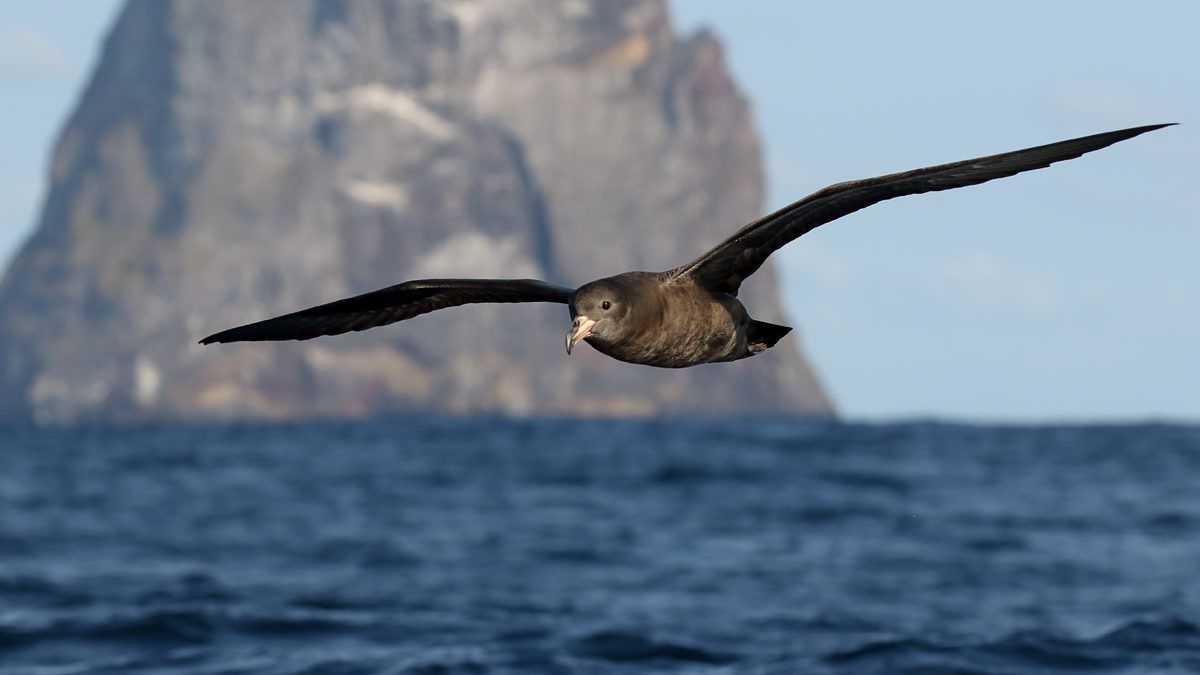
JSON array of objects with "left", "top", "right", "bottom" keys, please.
[{"left": 0, "top": 0, "right": 834, "bottom": 422}]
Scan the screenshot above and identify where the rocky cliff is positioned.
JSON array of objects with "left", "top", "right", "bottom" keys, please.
[{"left": 0, "top": 0, "right": 834, "bottom": 423}]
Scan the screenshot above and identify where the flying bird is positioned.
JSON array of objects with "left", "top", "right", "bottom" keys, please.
[{"left": 201, "top": 124, "right": 1173, "bottom": 367}]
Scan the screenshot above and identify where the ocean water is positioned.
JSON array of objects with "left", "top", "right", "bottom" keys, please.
[{"left": 2, "top": 418, "right": 1199, "bottom": 674}]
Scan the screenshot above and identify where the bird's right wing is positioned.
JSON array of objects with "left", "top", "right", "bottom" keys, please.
[{"left": 200, "top": 278, "right": 572, "bottom": 344}]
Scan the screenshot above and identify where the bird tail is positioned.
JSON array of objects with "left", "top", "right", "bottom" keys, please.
[{"left": 747, "top": 320, "right": 792, "bottom": 348}]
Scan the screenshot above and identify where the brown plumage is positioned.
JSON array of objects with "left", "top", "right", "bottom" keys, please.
[{"left": 202, "top": 124, "right": 1173, "bottom": 368}]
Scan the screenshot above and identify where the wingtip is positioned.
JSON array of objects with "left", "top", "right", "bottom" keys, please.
[
  {"left": 1087, "top": 122, "right": 1177, "bottom": 148},
  {"left": 1105, "top": 122, "right": 1177, "bottom": 138}
]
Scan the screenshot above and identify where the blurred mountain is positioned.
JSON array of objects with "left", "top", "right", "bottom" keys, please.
[{"left": 0, "top": 0, "right": 833, "bottom": 423}]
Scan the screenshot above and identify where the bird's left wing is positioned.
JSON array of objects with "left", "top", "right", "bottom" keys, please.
[
  {"left": 671, "top": 123, "right": 1174, "bottom": 295},
  {"left": 200, "top": 278, "right": 572, "bottom": 344}
]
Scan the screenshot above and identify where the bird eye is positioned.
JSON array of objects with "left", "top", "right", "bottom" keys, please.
[{"left": 601, "top": 300, "right": 612, "bottom": 310}]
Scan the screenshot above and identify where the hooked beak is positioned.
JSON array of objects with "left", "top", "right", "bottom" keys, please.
[{"left": 565, "top": 316, "right": 596, "bottom": 355}]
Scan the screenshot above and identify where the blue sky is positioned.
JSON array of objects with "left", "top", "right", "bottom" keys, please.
[{"left": 2, "top": 1, "right": 1196, "bottom": 421}]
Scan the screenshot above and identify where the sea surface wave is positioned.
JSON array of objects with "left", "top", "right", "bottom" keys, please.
[{"left": 2, "top": 418, "right": 1198, "bottom": 673}]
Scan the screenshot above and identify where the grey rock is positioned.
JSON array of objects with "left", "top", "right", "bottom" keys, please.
[{"left": 0, "top": 0, "right": 834, "bottom": 422}]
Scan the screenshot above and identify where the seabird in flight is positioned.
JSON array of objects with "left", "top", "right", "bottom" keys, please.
[{"left": 201, "top": 124, "right": 1173, "bottom": 368}]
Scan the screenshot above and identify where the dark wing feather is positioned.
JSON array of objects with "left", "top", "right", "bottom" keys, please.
[
  {"left": 200, "top": 278, "right": 572, "bottom": 344},
  {"left": 673, "top": 124, "right": 1175, "bottom": 295}
]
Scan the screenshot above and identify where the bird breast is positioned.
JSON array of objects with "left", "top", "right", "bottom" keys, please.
[{"left": 594, "top": 283, "right": 745, "bottom": 368}]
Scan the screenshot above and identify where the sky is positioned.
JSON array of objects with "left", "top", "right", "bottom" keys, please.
[{"left": 1, "top": 1, "right": 1196, "bottom": 421}]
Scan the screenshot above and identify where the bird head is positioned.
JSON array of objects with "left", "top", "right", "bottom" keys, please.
[{"left": 566, "top": 279, "right": 632, "bottom": 355}]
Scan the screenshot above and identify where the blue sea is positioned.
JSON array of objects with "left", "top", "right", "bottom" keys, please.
[{"left": 2, "top": 418, "right": 1199, "bottom": 674}]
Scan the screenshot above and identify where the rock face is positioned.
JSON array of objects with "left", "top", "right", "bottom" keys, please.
[{"left": 0, "top": 0, "right": 834, "bottom": 423}]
